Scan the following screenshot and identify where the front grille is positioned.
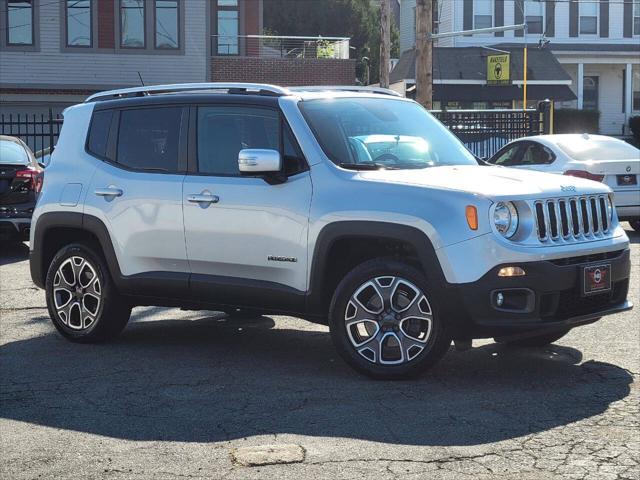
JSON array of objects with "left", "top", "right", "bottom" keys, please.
[{"left": 534, "top": 195, "right": 611, "bottom": 242}]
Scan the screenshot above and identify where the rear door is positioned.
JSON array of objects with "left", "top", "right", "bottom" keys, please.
[
  {"left": 83, "top": 105, "right": 189, "bottom": 291},
  {"left": 182, "top": 102, "right": 312, "bottom": 310}
]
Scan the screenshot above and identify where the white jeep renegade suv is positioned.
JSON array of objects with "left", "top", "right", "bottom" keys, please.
[{"left": 29, "top": 83, "right": 632, "bottom": 379}]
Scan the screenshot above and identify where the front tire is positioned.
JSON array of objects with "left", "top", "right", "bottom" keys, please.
[
  {"left": 329, "top": 259, "right": 451, "bottom": 379},
  {"left": 45, "top": 243, "right": 131, "bottom": 343}
]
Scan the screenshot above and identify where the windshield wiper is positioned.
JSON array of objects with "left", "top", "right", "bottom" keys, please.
[{"left": 338, "top": 162, "right": 400, "bottom": 170}]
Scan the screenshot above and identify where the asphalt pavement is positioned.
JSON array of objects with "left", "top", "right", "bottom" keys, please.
[{"left": 1, "top": 226, "right": 638, "bottom": 479}]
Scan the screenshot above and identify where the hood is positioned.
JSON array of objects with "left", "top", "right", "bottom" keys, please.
[{"left": 357, "top": 165, "right": 611, "bottom": 199}]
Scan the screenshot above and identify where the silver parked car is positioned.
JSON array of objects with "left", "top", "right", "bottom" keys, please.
[{"left": 29, "top": 83, "right": 632, "bottom": 379}]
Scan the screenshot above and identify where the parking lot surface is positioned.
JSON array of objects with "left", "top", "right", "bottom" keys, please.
[{"left": 1, "top": 226, "right": 638, "bottom": 480}]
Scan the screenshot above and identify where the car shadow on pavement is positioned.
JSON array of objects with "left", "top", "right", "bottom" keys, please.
[
  {"left": 0, "top": 313, "right": 633, "bottom": 447},
  {"left": 0, "top": 241, "right": 29, "bottom": 266}
]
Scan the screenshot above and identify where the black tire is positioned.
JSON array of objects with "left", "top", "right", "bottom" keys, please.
[
  {"left": 45, "top": 243, "right": 131, "bottom": 343},
  {"left": 500, "top": 328, "right": 570, "bottom": 347},
  {"left": 329, "top": 258, "right": 452, "bottom": 379},
  {"left": 630, "top": 219, "right": 640, "bottom": 232}
]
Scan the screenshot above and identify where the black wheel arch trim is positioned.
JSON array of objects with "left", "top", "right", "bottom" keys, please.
[{"left": 305, "top": 221, "right": 448, "bottom": 317}]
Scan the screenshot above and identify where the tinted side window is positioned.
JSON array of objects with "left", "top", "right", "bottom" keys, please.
[
  {"left": 491, "top": 144, "right": 521, "bottom": 166},
  {"left": 521, "top": 143, "right": 555, "bottom": 165},
  {"left": 87, "top": 110, "right": 114, "bottom": 159},
  {"left": 117, "top": 107, "right": 182, "bottom": 171},
  {"left": 197, "top": 106, "right": 279, "bottom": 175}
]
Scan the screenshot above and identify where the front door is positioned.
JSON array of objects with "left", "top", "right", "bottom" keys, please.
[{"left": 183, "top": 104, "right": 312, "bottom": 311}]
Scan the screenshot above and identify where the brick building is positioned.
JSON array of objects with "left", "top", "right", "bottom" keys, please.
[{"left": 0, "top": 0, "right": 356, "bottom": 117}]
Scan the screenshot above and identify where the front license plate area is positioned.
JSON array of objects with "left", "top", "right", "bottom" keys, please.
[
  {"left": 617, "top": 174, "right": 637, "bottom": 186},
  {"left": 583, "top": 264, "right": 612, "bottom": 296}
]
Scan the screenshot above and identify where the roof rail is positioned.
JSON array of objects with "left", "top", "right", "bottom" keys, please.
[
  {"left": 288, "top": 86, "right": 402, "bottom": 97},
  {"left": 85, "top": 83, "right": 291, "bottom": 103}
]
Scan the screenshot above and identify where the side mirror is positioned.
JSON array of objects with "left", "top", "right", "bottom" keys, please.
[{"left": 238, "top": 149, "right": 281, "bottom": 174}]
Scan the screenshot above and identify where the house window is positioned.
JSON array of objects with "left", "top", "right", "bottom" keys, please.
[
  {"left": 579, "top": 1, "right": 598, "bottom": 35},
  {"left": 7, "top": 0, "right": 33, "bottom": 45},
  {"left": 634, "top": 0, "right": 640, "bottom": 35},
  {"left": 217, "top": 0, "right": 239, "bottom": 55},
  {"left": 66, "top": 0, "right": 92, "bottom": 47},
  {"left": 155, "top": 0, "right": 179, "bottom": 49},
  {"left": 526, "top": 0, "right": 544, "bottom": 35},
  {"left": 474, "top": 0, "right": 493, "bottom": 29},
  {"left": 121, "top": 0, "right": 146, "bottom": 48}
]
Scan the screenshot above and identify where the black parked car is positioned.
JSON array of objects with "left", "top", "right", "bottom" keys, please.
[{"left": 0, "top": 135, "right": 44, "bottom": 243}]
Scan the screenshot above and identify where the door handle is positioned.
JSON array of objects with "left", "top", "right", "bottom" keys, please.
[
  {"left": 94, "top": 187, "right": 123, "bottom": 197},
  {"left": 187, "top": 193, "right": 219, "bottom": 204}
]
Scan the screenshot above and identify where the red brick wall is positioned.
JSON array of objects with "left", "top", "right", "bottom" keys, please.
[
  {"left": 211, "top": 57, "right": 356, "bottom": 86},
  {"left": 97, "top": 0, "right": 115, "bottom": 49}
]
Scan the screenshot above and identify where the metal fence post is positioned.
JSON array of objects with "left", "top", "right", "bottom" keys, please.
[{"left": 48, "top": 108, "right": 55, "bottom": 152}]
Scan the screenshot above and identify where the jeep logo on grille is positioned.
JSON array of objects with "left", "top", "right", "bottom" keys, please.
[{"left": 560, "top": 185, "right": 576, "bottom": 192}]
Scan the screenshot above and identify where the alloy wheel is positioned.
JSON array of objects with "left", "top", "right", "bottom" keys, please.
[
  {"left": 344, "top": 276, "right": 432, "bottom": 365},
  {"left": 53, "top": 256, "right": 102, "bottom": 330}
]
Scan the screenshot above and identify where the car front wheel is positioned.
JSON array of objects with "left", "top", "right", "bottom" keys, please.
[
  {"left": 45, "top": 243, "right": 131, "bottom": 343},
  {"left": 329, "top": 259, "right": 451, "bottom": 379}
]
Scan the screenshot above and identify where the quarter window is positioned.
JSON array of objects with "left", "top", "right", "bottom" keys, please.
[
  {"left": 7, "top": 0, "right": 33, "bottom": 45},
  {"left": 87, "top": 110, "right": 114, "bottom": 159},
  {"left": 579, "top": 1, "right": 597, "bottom": 35},
  {"left": 117, "top": 107, "right": 182, "bottom": 171},
  {"left": 66, "top": 0, "right": 92, "bottom": 47},
  {"left": 634, "top": 0, "right": 640, "bottom": 35},
  {"left": 155, "top": 0, "right": 179, "bottom": 49},
  {"left": 197, "top": 106, "right": 280, "bottom": 176},
  {"left": 120, "top": 0, "right": 145, "bottom": 48}
]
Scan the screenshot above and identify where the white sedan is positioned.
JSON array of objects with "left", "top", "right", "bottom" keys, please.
[{"left": 487, "top": 134, "right": 640, "bottom": 231}]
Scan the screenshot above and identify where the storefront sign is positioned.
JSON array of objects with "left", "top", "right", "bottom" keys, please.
[{"left": 487, "top": 54, "right": 510, "bottom": 85}]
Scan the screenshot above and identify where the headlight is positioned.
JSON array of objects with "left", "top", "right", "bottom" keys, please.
[
  {"left": 493, "top": 201, "right": 518, "bottom": 238},
  {"left": 607, "top": 194, "right": 614, "bottom": 221}
]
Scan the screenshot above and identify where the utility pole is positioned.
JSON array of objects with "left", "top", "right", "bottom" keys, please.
[
  {"left": 379, "top": 0, "right": 391, "bottom": 88},
  {"left": 416, "top": 0, "right": 432, "bottom": 108}
]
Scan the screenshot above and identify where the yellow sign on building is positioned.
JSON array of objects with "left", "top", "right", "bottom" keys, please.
[{"left": 487, "top": 54, "right": 510, "bottom": 85}]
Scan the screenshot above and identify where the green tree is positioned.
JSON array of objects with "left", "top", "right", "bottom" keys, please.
[{"left": 263, "top": 0, "right": 398, "bottom": 84}]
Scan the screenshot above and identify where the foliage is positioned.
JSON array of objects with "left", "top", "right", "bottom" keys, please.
[
  {"left": 553, "top": 109, "right": 600, "bottom": 134},
  {"left": 629, "top": 116, "right": 640, "bottom": 145},
  {"left": 263, "top": 0, "right": 399, "bottom": 84}
]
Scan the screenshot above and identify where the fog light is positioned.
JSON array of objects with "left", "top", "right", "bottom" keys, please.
[
  {"left": 498, "top": 266, "right": 526, "bottom": 277},
  {"left": 496, "top": 292, "right": 504, "bottom": 307}
]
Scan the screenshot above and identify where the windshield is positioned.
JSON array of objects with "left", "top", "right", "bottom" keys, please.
[
  {"left": 0, "top": 140, "right": 29, "bottom": 165},
  {"left": 557, "top": 138, "right": 640, "bottom": 161},
  {"left": 299, "top": 97, "right": 477, "bottom": 169}
]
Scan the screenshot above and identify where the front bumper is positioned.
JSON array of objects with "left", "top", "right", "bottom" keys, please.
[{"left": 446, "top": 248, "right": 632, "bottom": 338}]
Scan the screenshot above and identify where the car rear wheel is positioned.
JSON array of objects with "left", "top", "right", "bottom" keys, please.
[
  {"left": 329, "top": 258, "right": 451, "bottom": 379},
  {"left": 45, "top": 243, "right": 131, "bottom": 343}
]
